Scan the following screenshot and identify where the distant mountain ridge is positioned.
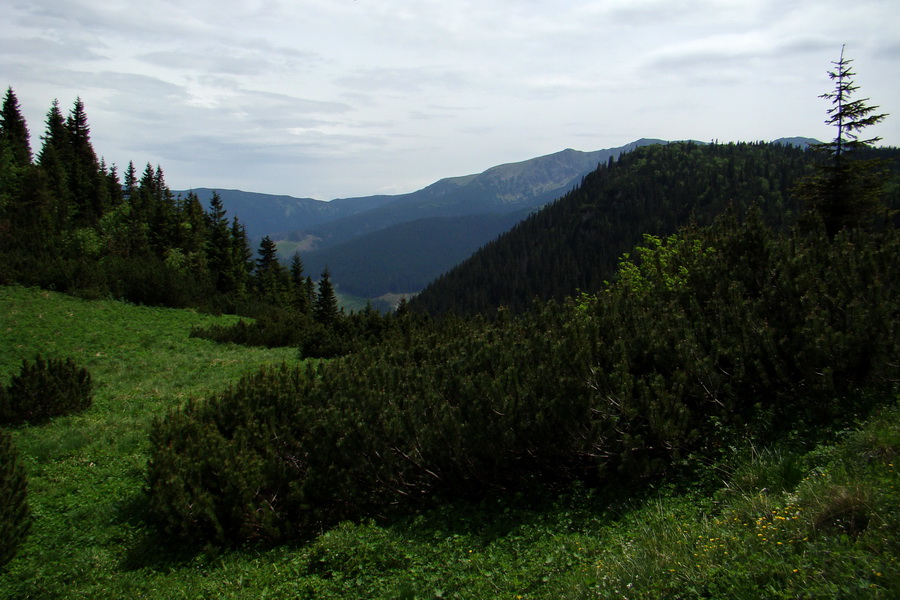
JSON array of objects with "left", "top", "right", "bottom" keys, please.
[
  {"left": 179, "top": 137, "right": 821, "bottom": 302},
  {"left": 178, "top": 139, "right": 667, "bottom": 243},
  {"left": 173, "top": 189, "right": 395, "bottom": 239},
  {"left": 293, "top": 139, "right": 669, "bottom": 251}
]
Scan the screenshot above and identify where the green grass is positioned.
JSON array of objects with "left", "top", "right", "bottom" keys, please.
[
  {"left": 1, "top": 284, "right": 897, "bottom": 599},
  {"left": 0, "top": 286, "right": 297, "bottom": 598}
]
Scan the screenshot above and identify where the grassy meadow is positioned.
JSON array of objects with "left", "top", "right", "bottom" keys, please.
[{"left": 1, "top": 285, "right": 898, "bottom": 599}]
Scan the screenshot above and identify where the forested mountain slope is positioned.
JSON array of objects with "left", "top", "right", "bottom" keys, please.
[
  {"left": 301, "top": 210, "right": 528, "bottom": 299},
  {"left": 409, "top": 141, "right": 895, "bottom": 316}
]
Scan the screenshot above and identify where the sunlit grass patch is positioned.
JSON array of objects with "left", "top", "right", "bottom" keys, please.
[{"left": 0, "top": 285, "right": 298, "bottom": 598}]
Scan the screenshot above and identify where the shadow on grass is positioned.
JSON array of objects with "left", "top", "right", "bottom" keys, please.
[{"left": 114, "top": 490, "right": 211, "bottom": 571}]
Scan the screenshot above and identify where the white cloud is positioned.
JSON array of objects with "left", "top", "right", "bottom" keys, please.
[{"left": 2, "top": 0, "right": 898, "bottom": 198}]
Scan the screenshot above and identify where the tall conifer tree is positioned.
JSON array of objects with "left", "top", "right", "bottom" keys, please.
[
  {"left": 37, "top": 100, "right": 68, "bottom": 164},
  {"left": 314, "top": 267, "right": 339, "bottom": 325},
  {"left": 0, "top": 87, "right": 32, "bottom": 169},
  {"left": 206, "top": 192, "right": 236, "bottom": 292},
  {"left": 65, "top": 97, "right": 103, "bottom": 224},
  {"left": 799, "top": 46, "right": 889, "bottom": 236},
  {"left": 123, "top": 161, "right": 137, "bottom": 203},
  {"left": 36, "top": 100, "right": 71, "bottom": 212}
]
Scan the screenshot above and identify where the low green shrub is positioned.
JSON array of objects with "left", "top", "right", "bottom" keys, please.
[
  {"left": 0, "top": 429, "right": 30, "bottom": 570},
  {"left": 190, "top": 304, "right": 402, "bottom": 358},
  {"left": 0, "top": 355, "right": 93, "bottom": 425}
]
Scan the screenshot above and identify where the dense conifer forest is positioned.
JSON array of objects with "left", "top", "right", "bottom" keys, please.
[{"left": 2, "top": 50, "right": 900, "bottom": 597}]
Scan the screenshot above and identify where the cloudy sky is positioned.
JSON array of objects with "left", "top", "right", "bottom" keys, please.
[{"left": 3, "top": 0, "right": 899, "bottom": 199}]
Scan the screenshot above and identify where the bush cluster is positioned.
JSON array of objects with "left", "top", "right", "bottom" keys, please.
[
  {"left": 147, "top": 215, "right": 900, "bottom": 546},
  {"left": 0, "top": 356, "right": 93, "bottom": 426},
  {"left": 190, "top": 304, "right": 408, "bottom": 359}
]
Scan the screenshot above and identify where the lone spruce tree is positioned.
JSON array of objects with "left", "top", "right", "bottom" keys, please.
[
  {"left": 799, "top": 46, "right": 889, "bottom": 237},
  {"left": 314, "top": 267, "right": 339, "bottom": 325}
]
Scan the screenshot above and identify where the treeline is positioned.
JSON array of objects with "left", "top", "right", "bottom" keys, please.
[
  {"left": 0, "top": 88, "right": 254, "bottom": 307},
  {"left": 147, "top": 210, "right": 900, "bottom": 546},
  {"left": 0, "top": 88, "right": 367, "bottom": 337},
  {"left": 409, "top": 141, "right": 900, "bottom": 316}
]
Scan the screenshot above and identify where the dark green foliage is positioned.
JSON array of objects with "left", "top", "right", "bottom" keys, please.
[
  {"left": 0, "top": 92, "right": 284, "bottom": 313},
  {"left": 0, "top": 88, "right": 32, "bottom": 169},
  {"left": 589, "top": 215, "right": 899, "bottom": 480},
  {"left": 190, "top": 302, "right": 398, "bottom": 359},
  {"left": 313, "top": 268, "right": 339, "bottom": 325},
  {"left": 0, "top": 428, "right": 30, "bottom": 570},
  {"left": 205, "top": 191, "right": 239, "bottom": 295},
  {"left": 0, "top": 356, "right": 93, "bottom": 426},
  {"left": 147, "top": 215, "right": 900, "bottom": 547},
  {"left": 252, "top": 236, "right": 290, "bottom": 305},
  {"left": 190, "top": 311, "right": 314, "bottom": 349},
  {"left": 65, "top": 98, "right": 104, "bottom": 225}
]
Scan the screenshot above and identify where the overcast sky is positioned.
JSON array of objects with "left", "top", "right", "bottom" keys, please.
[{"left": 3, "top": 0, "right": 899, "bottom": 199}]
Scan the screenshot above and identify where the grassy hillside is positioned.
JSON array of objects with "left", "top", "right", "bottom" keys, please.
[
  {"left": 0, "top": 286, "right": 298, "bottom": 598},
  {"left": 1, "top": 286, "right": 897, "bottom": 599}
]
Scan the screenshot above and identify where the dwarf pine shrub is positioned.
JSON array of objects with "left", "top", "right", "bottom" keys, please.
[
  {"left": 0, "top": 429, "right": 30, "bottom": 570},
  {"left": 147, "top": 215, "right": 900, "bottom": 547},
  {"left": 0, "top": 356, "right": 93, "bottom": 426}
]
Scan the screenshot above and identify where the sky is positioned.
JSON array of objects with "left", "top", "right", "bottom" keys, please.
[{"left": 3, "top": 0, "right": 899, "bottom": 200}]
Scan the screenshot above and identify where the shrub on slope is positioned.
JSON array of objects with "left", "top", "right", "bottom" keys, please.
[{"left": 147, "top": 215, "right": 899, "bottom": 545}]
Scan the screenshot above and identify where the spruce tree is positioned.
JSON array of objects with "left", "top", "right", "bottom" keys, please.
[
  {"left": 147, "top": 165, "right": 177, "bottom": 253},
  {"left": 314, "top": 267, "right": 339, "bottom": 325},
  {"left": 175, "top": 191, "right": 208, "bottom": 256},
  {"left": 0, "top": 138, "right": 15, "bottom": 218},
  {"left": 36, "top": 100, "right": 72, "bottom": 212},
  {"left": 0, "top": 87, "right": 32, "bottom": 169},
  {"left": 255, "top": 236, "right": 280, "bottom": 275},
  {"left": 206, "top": 192, "right": 236, "bottom": 293},
  {"left": 65, "top": 97, "right": 103, "bottom": 224},
  {"left": 123, "top": 161, "right": 137, "bottom": 203},
  {"left": 799, "top": 46, "right": 889, "bottom": 236},
  {"left": 104, "top": 162, "right": 124, "bottom": 207},
  {"left": 37, "top": 100, "right": 68, "bottom": 164},
  {"left": 253, "top": 236, "right": 290, "bottom": 305}
]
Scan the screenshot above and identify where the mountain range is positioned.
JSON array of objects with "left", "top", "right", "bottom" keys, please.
[{"left": 179, "top": 137, "right": 818, "bottom": 304}]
